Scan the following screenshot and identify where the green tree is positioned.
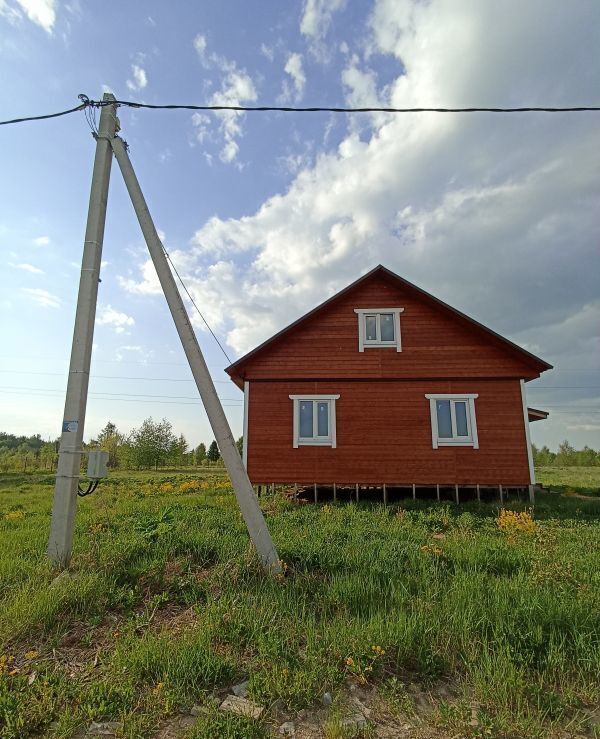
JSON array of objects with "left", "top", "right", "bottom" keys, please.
[
  {"left": 236, "top": 436, "right": 243, "bottom": 458},
  {"left": 195, "top": 442, "right": 206, "bottom": 465},
  {"left": 578, "top": 446, "right": 599, "bottom": 466},
  {"left": 207, "top": 440, "right": 220, "bottom": 463},
  {"left": 533, "top": 444, "right": 555, "bottom": 466},
  {"left": 92, "top": 421, "right": 123, "bottom": 468},
  {"left": 130, "top": 418, "right": 176, "bottom": 469},
  {"left": 40, "top": 440, "right": 58, "bottom": 471},
  {"left": 169, "top": 433, "right": 188, "bottom": 466},
  {"left": 556, "top": 440, "right": 576, "bottom": 466}
]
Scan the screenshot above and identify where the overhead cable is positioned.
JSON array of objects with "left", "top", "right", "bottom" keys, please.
[{"left": 2, "top": 94, "right": 600, "bottom": 126}]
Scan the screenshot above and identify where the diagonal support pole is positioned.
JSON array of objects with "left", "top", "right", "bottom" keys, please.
[{"left": 109, "top": 134, "right": 281, "bottom": 574}]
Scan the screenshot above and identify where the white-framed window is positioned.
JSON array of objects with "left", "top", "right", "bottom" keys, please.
[
  {"left": 425, "top": 394, "right": 479, "bottom": 449},
  {"left": 354, "top": 308, "right": 404, "bottom": 352},
  {"left": 289, "top": 394, "right": 340, "bottom": 448}
]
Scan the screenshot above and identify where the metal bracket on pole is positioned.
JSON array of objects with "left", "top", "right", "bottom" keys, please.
[
  {"left": 109, "top": 134, "right": 281, "bottom": 574},
  {"left": 47, "top": 94, "right": 119, "bottom": 567}
]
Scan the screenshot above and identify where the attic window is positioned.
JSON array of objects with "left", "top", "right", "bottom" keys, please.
[
  {"left": 425, "top": 394, "right": 479, "bottom": 449},
  {"left": 354, "top": 308, "right": 404, "bottom": 352},
  {"left": 289, "top": 395, "right": 340, "bottom": 448}
]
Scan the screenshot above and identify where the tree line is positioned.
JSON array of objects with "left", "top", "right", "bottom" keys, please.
[
  {"left": 0, "top": 420, "right": 243, "bottom": 473},
  {"left": 1, "top": 428, "right": 598, "bottom": 473},
  {"left": 532, "top": 441, "right": 600, "bottom": 467}
]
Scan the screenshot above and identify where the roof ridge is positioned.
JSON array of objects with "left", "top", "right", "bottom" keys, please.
[{"left": 225, "top": 264, "right": 552, "bottom": 376}]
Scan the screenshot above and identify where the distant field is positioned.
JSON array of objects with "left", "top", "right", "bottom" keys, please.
[
  {"left": 0, "top": 469, "right": 599, "bottom": 738},
  {"left": 536, "top": 465, "right": 600, "bottom": 497}
]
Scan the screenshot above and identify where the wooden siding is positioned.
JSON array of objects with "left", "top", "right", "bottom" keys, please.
[
  {"left": 247, "top": 379, "right": 531, "bottom": 485},
  {"left": 232, "top": 273, "right": 543, "bottom": 383}
]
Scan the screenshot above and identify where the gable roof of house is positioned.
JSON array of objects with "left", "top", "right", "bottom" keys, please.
[{"left": 225, "top": 264, "right": 552, "bottom": 378}]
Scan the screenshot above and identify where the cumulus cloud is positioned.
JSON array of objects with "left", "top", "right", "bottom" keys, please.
[
  {"left": 300, "top": 0, "right": 347, "bottom": 41},
  {"left": 115, "top": 344, "right": 154, "bottom": 363},
  {"left": 282, "top": 52, "right": 306, "bottom": 101},
  {"left": 126, "top": 0, "right": 599, "bottom": 405},
  {"left": 21, "top": 287, "right": 60, "bottom": 308},
  {"left": 260, "top": 43, "right": 275, "bottom": 62},
  {"left": 118, "top": 258, "right": 161, "bottom": 295},
  {"left": 4, "top": 0, "right": 56, "bottom": 32},
  {"left": 97, "top": 304, "right": 135, "bottom": 334},
  {"left": 126, "top": 64, "right": 147, "bottom": 92},
  {"left": 193, "top": 33, "right": 208, "bottom": 64},
  {"left": 33, "top": 235, "right": 50, "bottom": 246},
  {"left": 190, "top": 36, "right": 258, "bottom": 164},
  {"left": 9, "top": 262, "right": 44, "bottom": 274}
]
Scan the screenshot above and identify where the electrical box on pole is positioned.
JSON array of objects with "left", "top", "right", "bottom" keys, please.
[{"left": 87, "top": 450, "right": 109, "bottom": 480}]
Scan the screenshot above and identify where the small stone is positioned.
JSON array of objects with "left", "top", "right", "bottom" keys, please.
[
  {"left": 279, "top": 721, "right": 296, "bottom": 736},
  {"left": 189, "top": 704, "right": 203, "bottom": 716},
  {"left": 341, "top": 713, "right": 367, "bottom": 729},
  {"left": 350, "top": 697, "right": 371, "bottom": 718},
  {"left": 270, "top": 698, "right": 285, "bottom": 712},
  {"left": 231, "top": 679, "right": 249, "bottom": 698},
  {"left": 87, "top": 721, "right": 123, "bottom": 736},
  {"left": 51, "top": 571, "right": 73, "bottom": 587},
  {"left": 220, "top": 695, "right": 264, "bottom": 719},
  {"left": 321, "top": 691, "right": 332, "bottom": 706}
]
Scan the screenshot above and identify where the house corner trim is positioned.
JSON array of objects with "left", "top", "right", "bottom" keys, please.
[{"left": 520, "top": 379, "right": 536, "bottom": 485}]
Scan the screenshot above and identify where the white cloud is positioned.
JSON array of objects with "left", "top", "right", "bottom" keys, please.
[
  {"left": 193, "top": 33, "right": 207, "bottom": 63},
  {"left": 9, "top": 262, "right": 44, "bottom": 274},
  {"left": 126, "top": 64, "right": 147, "bottom": 92},
  {"left": 260, "top": 42, "right": 275, "bottom": 62},
  {"left": 282, "top": 52, "right": 306, "bottom": 101},
  {"left": 118, "top": 259, "right": 161, "bottom": 295},
  {"left": 300, "top": 0, "right": 346, "bottom": 40},
  {"left": 12, "top": 0, "right": 56, "bottom": 32},
  {"left": 193, "top": 68, "right": 257, "bottom": 164},
  {"left": 126, "top": 0, "right": 599, "bottom": 385},
  {"left": 21, "top": 287, "right": 60, "bottom": 308},
  {"left": 190, "top": 36, "right": 258, "bottom": 163},
  {"left": 115, "top": 344, "right": 153, "bottom": 363},
  {"left": 97, "top": 304, "right": 135, "bottom": 334},
  {"left": 33, "top": 235, "right": 50, "bottom": 246},
  {"left": 300, "top": 0, "right": 347, "bottom": 60}
]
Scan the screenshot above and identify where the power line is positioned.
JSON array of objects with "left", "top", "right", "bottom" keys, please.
[
  {"left": 2, "top": 95, "right": 600, "bottom": 127},
  {"left": 0, "top": 370, "right": 598, "bottom": 389},
  {"left": 4, "top": 385, "right": 597, "bottom": 408},
  {"left": 161, "top": 246, "right": 233, "bottom": 364},
  {"left": 0, "top": 369, "right": 233, "bottom": 383},
  {"left": 527, "top": 385, "right": 600, "bottom": 390},
  {"left": 0, "top": 389, "right": 242, "bottom": 407},
  {"left": 0, "top": 385, "right": 242, "bottom": 402},
  {"left": 0, "top": 101, "right": 87, "bottom": 126}
]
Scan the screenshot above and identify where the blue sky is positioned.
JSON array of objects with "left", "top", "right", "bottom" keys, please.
[{"left": 0, "top": 0, "right": 599, "bottom": 451}]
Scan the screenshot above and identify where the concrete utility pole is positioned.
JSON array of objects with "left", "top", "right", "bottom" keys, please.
[
  {"left": 47, "top": 94, "right": 119, "bottom": 566},
  {"left": 110, "top": 135, "right": 282, "bottom": 574}
]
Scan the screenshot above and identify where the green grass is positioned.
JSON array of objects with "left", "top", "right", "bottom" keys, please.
[
  {"left": 0, "top": 470, "right": 599, "bottom": 738},
  {"left": 536, "top": 465, "right": 600, "bottom": 497}
]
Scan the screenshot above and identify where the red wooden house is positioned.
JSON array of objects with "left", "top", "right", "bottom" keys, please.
[{"left": 225, "top": 265, "right": 551, "bottom": 502}]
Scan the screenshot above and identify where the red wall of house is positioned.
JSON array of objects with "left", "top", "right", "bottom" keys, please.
[
  {"left": 246, "top": 379, "right": 531, "bottom": 485},
  {"left": 235, "top": 273, "right": 543, "bottom": 383}
]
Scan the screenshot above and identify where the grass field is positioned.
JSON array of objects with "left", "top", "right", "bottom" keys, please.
[
  {"left": 0, "top": 469, "right": 599, "bottom": 738},
  {"left": 536, "top": 466, "right": 600, "bottom": 497}
]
